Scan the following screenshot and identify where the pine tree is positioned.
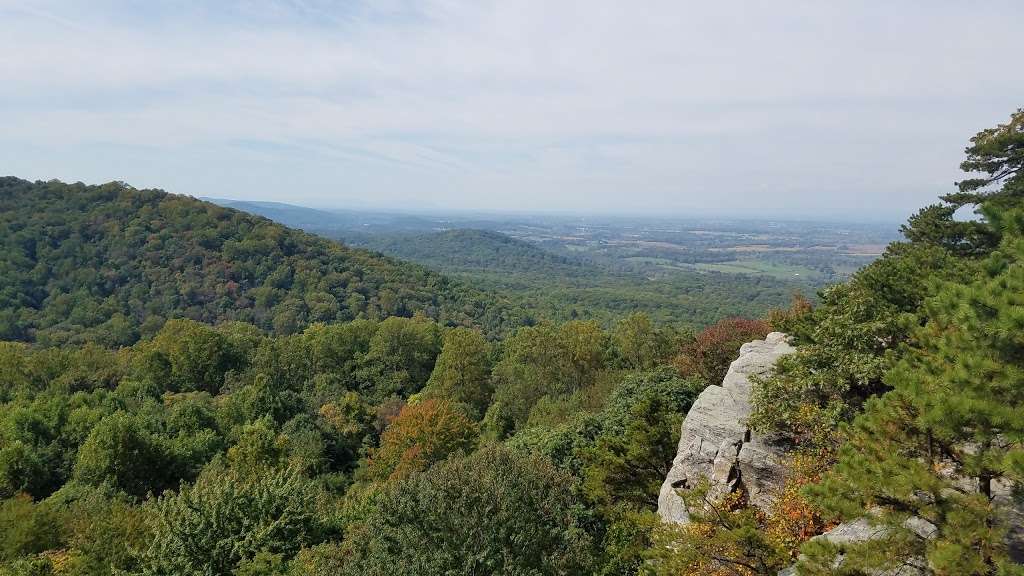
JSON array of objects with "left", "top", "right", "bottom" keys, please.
[
  {"left": 801, "top": 211, "right": 1024, "bottom": 575},
  {"left": 902, "top": 109, "right": 1024, "bottom": 257}
]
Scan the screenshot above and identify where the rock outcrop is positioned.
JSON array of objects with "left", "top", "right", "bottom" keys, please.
[
  {"left": 996, "top": 480, "right": 1024, "bottom": 563},
  {"left": 777, "top": 497, "right": 1023, "bottom": 575},
  {"left": 776, "top": 517, "right": 933, "bottom": 576},
  {"left": 658, "top": 332, "right": 1024, "bottom": 573},
  {"left": 658, "top": 332, "right": 794, "bottom": 523}
]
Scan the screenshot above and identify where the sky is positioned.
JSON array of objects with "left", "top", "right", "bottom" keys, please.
[{"left": 1, "top": 1, "right": 1022, "bottom": 221}]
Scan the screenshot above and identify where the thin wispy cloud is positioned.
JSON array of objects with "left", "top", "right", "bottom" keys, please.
[{"left": 2, "top": 0, "right": 1022, "bottom": 218}]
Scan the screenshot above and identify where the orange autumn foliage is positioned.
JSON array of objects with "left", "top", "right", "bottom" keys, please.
[
  {"left": 673, "top": 318, "right": 770, "bottom": 384},
  {"left": 764, "top": 450, "right": 836, "bottom": 558},
  {"left": 364, "top": 399, "right": 478, "bottom": 482}
]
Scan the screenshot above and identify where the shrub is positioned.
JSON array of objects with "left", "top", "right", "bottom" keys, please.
[
  {"left": 672, "top": 318, "right": 769, "bottom": 385},
  {"left": 341, "top": 445, "right": 594, "bottom": 575},
  {"left": 140, "top": 465, "right": 334, "bottom": 576}
]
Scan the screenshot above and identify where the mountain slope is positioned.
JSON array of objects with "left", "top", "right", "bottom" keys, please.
[
  {"left": 208, "top": 198, "right": 443, "bottom": 234},
  {"left": 351, "top": 229, "right": 595, "bottom": 276},
  {"left": 349, "top": 229, "right": 803, "bottom": 325},
  {"left": 0, "top": 177, "right": 522, "bottom": 345}
]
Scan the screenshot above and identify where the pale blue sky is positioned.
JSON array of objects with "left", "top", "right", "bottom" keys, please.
[{"left": 2, "top": 0, "right": 1022, "bottom": 220}]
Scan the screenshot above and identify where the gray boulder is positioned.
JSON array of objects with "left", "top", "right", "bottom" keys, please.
[
  {"left": 657, "top": 332, "right": 794, "bottom": 523},
  {"left": 994, "top": 478, "right": 1024, "bottom": 562},
  {"left": 778, "top": 517, "right": 930, "bottom": 576}
]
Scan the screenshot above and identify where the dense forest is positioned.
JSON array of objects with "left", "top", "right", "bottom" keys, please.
[
  {"left": 0, "top": 308, "right": 733, "bottom": 574},
  {"left": 1, "top": 109, "right": 1023, "bottom": 576},
  {"left": 345, "top": 229, "right": 805, "bottom": 326},
  {"left": 351, "top": 228, "right": 594, "bottom": 276},
  {"left": 0, "top": 179, "right": 800, "bottom": 342},
  {"left": 0, "top": 178, "right": 524, "bottom": 346}
]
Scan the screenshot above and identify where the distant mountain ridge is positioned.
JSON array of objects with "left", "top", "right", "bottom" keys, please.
[
  {"left": 350, "top": 229, "right": 596, "bottom": 277},
  {"left": 0, "top": 178, "right": 523, "bottom": 345},
  {"left": 206, "top": 198, "right": 445, "bottom": 234},
  {"left": 208, "top": 197, "right": 603, "bottom": 277}
]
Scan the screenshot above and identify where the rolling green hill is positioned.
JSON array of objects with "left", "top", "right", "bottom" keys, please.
[
  {"left": 207, "top": 198, "right": 443, "bottom": 235},
  {"left": 212, "top": 200, "right": 810, "bottom": 328},
  {"left": 352, "top": 229, "right": 595, "bottom": 276},
  {"left": 344, "top": 230, "right": 805, "bottom": 327},
  {"left": 0, "top": 177, "right": 524, "bottom": 345}
]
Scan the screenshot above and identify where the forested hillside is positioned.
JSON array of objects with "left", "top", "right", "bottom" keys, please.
[
  {"left": 0, "top": 178, "right": 523, "bottom": 345},
  {"left": 348, "top": 229, "right": 802, "bottom": 326},
  {"left": 460, "top": 267, "right": 799, "bottom": 327},
  {"left": 207, "top": 205, "right": 809, "bottom": 327},
  {"left": 0, "top": 309, "right": 743, "bottom": 574},
  {"left": 0, "top": 109, "right": 1022, "bottom": 576},
  {"left": 352, "top": 228, "right": 593, "bottom": 276},
  {"left": 348, "top": 229, "right": 801, "bottom": 325}
]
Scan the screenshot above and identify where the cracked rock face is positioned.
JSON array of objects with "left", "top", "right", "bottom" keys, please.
[{"left": 657, "top": 332, "right": 794, "bottom": 524}]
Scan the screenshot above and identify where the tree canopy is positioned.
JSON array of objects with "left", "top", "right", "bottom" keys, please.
[{"left": 0, "top": 177, "right": 524, "bottom": 345}]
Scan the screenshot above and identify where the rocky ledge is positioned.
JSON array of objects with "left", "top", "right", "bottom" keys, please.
[{"left": 657, "top": 331, "right": 794, "bottom": 523}]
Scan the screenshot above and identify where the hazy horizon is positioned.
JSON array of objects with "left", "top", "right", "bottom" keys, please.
[
  {"left": 3, "top": 1, "right": 1022, "bottom": 220},
  {"left": 204, "top": 194, "right": 905, "bottom": 227}
]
